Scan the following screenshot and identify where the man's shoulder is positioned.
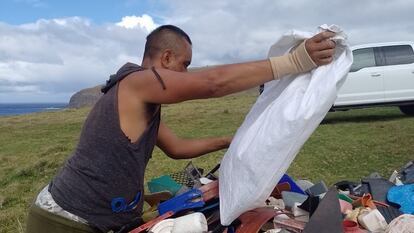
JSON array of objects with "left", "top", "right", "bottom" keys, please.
[{"left": 102, "top": 63, "right": 145, "bottom": 94}]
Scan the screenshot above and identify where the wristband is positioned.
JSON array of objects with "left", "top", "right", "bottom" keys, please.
[{"left": 268, "top": 40, "right": 317, "bottom": 79}]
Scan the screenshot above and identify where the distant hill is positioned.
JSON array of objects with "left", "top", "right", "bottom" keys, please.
[{"left": 68, "top": 85, "right": 103, "bottom": 108}]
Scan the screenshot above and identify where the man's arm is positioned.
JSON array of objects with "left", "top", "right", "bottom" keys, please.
[
  {"left": 123, "top": 32, "right": 336, "bottom": 105},
  {"left": 156, "top": 122, "right": 232, "bottom": 159}
]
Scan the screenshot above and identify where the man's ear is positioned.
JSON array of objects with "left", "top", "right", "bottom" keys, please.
[{"left": 160, "top": 49, "right": 174, "bottom": 69}]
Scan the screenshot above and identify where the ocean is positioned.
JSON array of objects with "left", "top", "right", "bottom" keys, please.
[{"left": 0, "top": 103, "right": 68, "bottom": 116}]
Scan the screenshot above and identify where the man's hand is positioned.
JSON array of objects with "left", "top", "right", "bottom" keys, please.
[
  {"left": 268, "top": 31, "right": 336, "bottom": 80},
  {"left": 305, "top": 31, "right": 336, "bottom": 66}
]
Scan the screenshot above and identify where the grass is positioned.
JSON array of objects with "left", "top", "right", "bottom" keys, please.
[{"left": 1, "top": 91, "right": 413, "bottom": 232}]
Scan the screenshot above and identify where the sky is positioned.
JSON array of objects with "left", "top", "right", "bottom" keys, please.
[{"left": 0, "top": 0, "right": 413, "bottom": 103}]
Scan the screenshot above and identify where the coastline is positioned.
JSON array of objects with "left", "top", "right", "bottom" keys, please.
[{"left": 0, "top": 103, "right": 68, "bottom": 117}]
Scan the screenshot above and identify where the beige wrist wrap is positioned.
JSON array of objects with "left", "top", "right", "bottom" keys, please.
[{"left": 268, "top": 40, "right": 317, "bottom": 80}]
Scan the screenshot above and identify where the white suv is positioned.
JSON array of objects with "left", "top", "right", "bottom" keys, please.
[{"left": 332, "top": 42, "right": 414, "bottom": 115}]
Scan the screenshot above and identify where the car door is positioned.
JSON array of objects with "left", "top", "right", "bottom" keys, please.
[
  {"left": 335, "top": 47, "right": 385, "bottom": 106},
  {"left": 378, "top": 44, "right": 414, "bottom": 102}
]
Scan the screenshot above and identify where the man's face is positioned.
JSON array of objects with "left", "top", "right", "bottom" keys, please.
[{"left": 166, "top": 40, "right": 192, "bottom": 72}]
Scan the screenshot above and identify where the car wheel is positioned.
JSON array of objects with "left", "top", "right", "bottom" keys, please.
[{"left": 399, "top": 105, "right": 414, "bottom": 116}]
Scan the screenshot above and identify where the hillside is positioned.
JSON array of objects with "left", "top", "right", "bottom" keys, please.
[{"left": 68, "top": 85, "right": 103, "bottom": 108}]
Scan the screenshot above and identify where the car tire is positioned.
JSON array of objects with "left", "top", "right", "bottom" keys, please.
[{"left": 399, "top": 105, "right": 414, "bottom": 116}]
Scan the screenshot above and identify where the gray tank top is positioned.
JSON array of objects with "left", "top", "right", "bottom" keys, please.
[{"left": 49, "top": 63, "right": 161, "bottom": 232}]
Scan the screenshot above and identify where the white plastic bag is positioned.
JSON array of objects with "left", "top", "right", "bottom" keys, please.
[{"left": 219, "top": 25, "right": 353, "bottom": 225}]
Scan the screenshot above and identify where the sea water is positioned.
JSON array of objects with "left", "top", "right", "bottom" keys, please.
[{"left": 0, "top": 103, "right": 67, "bottom": 116}]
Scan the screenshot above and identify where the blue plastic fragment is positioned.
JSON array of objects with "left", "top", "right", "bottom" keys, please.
[
  {"left": 278, "top": 174, "right": 306, "bottom": 195},
  {"left": 387, "top": 184, "right": 414, "bottom": 214},
  {"left": 111, "top": 191, "right": 141, "bottom": 213},
  {"left": 197, "top": 201, "right": 219, "bottom": 212},
  {"left": 158, "top": 188, "right": 205, "bottom": 215}
]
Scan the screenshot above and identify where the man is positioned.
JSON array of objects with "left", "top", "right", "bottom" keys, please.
[{"left": 26, "top": 25, "right": 336, "bottom": 232}]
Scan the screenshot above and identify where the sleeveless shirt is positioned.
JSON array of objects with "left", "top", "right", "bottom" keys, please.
[{"left": 49, "top": 63, "right": 160, "bottom": 232}]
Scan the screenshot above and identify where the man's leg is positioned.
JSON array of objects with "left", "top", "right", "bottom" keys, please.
[{"left": 26, "top": 204, "right": 97, "bottom": 233}]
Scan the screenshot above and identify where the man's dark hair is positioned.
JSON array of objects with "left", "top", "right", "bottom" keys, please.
[{"left": 143, "top": 25, "right": 192, "bottom": 59}]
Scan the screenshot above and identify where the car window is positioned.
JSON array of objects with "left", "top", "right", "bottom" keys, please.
[
  {"left": 381, "top": 45, "right": 414, "bottom": 66},
  {"left": 350, "top": 48, "right": 376, "bottom": 72}
]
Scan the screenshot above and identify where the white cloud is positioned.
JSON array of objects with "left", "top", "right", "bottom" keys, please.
[
  {"left": 0, "top": 16, "right": 151, "bottom": 102},
  {"left": 1, "top": 0, "right": 414, "bottom": 103},
  {"left": 116, "top": 15, "right": 159, "bottom": 32},
  {"left": 161, "top": 0, "right": 414, "bottom": 65}
]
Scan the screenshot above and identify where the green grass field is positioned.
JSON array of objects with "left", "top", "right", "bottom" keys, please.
[{"left": 1, "top": 91, "right": 413, "bottom": 232}]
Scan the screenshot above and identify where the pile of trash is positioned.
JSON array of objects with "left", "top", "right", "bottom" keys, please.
[{"left": 127, "top": 161, "right": 414, "bottom": 233}]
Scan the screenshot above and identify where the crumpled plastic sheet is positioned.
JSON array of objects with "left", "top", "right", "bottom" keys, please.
[
  {"left": 219, "top": 24, "right": 353, "bottom": 225},
  {"left": 385, "top": 214, "right": 414, "bottom": 233}
]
